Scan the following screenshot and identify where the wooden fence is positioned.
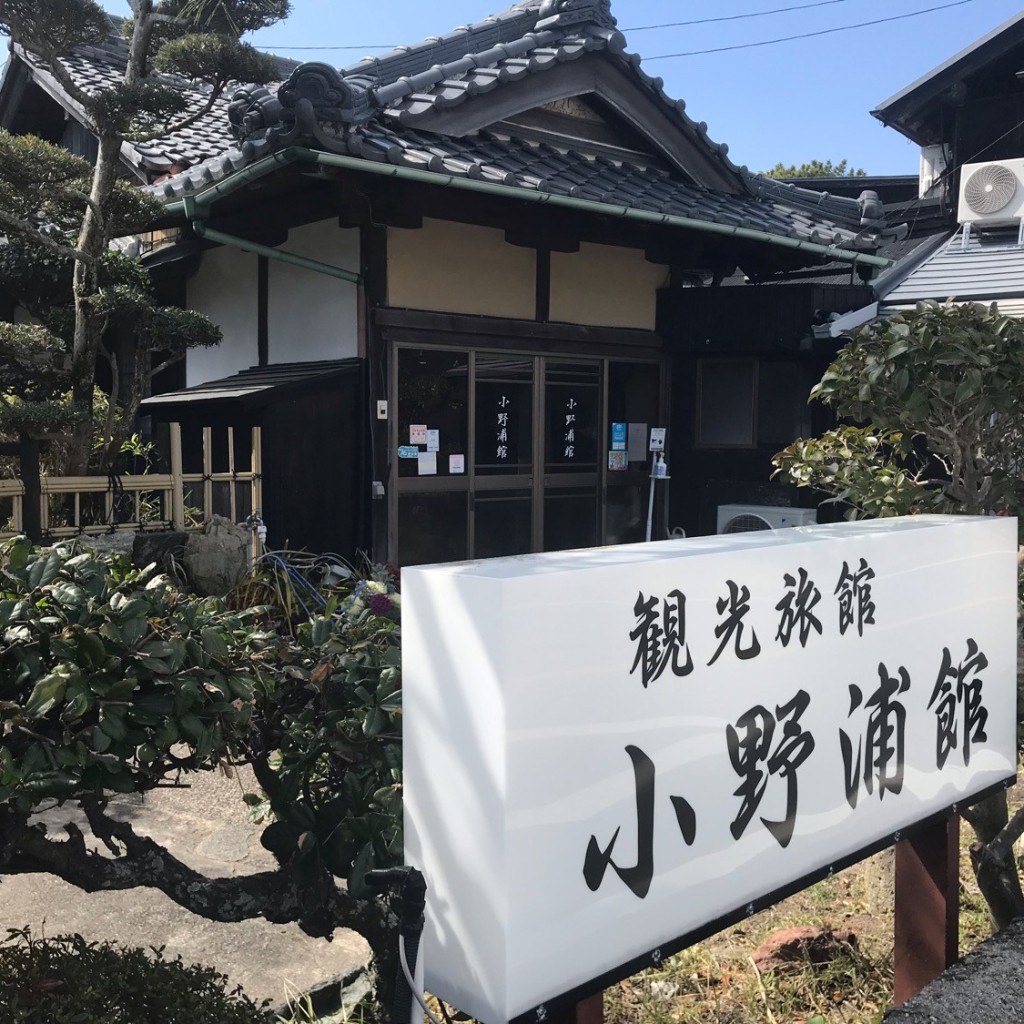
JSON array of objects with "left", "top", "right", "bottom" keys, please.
[{"left": 0, "top": 424, "right": 262, "bottom": 542}]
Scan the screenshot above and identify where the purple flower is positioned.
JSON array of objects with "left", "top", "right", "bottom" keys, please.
[{"left": 368, "top": 593, "right": 393, "bottom": 617}]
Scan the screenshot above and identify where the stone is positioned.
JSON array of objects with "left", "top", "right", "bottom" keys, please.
[
  {"left": 183, "top": 515, "right": 249, "bottom": 596},
  {"left": 132, "top": 530, "right": 188, "bottom": 572},
  {"left": 77, "top": 531, "right": 137, "bottom": 558},
  {"left": 752, "top": 925, "right": 858, "bottom": 972}
]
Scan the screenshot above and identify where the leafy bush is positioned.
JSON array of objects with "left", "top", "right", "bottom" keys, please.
[
  {"left": 250, "top": 575, "right": 403, "bottom": 895},
  {"left": 0, "top": 929, "right": 273, "bottom": 1024},
  {"left": 0, "top": 536, "right": 271, "bottom": 812}
]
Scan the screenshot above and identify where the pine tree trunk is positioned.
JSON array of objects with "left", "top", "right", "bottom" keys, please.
[{"left": 63, "top": 132, "right": 126, "bottom": 475}]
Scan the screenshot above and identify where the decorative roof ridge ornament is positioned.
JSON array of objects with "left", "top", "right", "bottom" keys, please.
[
  {"left": 229, "top": 63, "right": 379, "bottom": 151},
  {"left": 536, "top": 0, "right": 616, "bottom": 31}
]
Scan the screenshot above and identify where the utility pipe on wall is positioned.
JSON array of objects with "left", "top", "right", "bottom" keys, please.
[{"left": 181, "top": 194, "right": 362, "bottom": 285}]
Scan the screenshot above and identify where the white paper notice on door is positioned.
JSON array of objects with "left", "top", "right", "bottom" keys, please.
[
  {"left": 410, "top": 424, "right": 428, "bottom": 445},
  {"left": 426, "top": 429, "right": 440, "bottom": 452}
]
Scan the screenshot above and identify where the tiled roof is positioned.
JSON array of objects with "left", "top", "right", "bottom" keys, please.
[
  {"left": 15, "top": 0, "right": 895, "bottom": 252},
  {"left": 879, "top": 227, "right": 1024, "bottom": 307},
  {"left": 19, "top": 27, "right": 299, "bottom": 174},
  {"left": 140, "top": 359, "right": 361, "bottom": 413},
  {"left": 151, "top": 121, "right": 876, "bottom": 248}
]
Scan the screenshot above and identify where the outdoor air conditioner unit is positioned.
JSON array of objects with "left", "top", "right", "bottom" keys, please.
[
  {"left": 716, "top": 504, "right": 817, "bottom": 534},
  {"left": 957, "top": 159, "right": 1024, "bottom": 226}
]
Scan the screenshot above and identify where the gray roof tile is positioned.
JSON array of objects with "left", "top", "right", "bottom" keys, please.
[
  {"left": 881, "top": 228, "right": 1024, "bottom": 305},
  {"left": 20, "top": 0, "right": 894, "bottom": 252}
]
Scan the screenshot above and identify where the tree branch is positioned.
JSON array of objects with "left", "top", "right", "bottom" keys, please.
[
  {"left": 0, "top": 209, "right": 96, "bottom": 265},
  {"left": 146, "top": 352, "right": 184, "bottom": 381},
  {"left": 5, "top": 808, "right": 391, "bottom": 947}
]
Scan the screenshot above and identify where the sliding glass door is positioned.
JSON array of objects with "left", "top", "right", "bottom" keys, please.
[{"left": 393, "top": 346, "right": 659, "bottom": 566}]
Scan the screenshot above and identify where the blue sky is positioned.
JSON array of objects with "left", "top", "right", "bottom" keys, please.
[{"left": 62, "top": 1, "right": 1024, "bottom": 174}]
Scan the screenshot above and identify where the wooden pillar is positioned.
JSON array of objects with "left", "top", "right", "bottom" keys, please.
[
  {"left": 893, "top": 813, "right": 960, "bottom": 1005},
  {"left": 19, "top": 436, "right": 42, "bottom": 544},
  {"left": 547, "top": 994, "right": 604, "bottom": 1024},
  {"left": 169, "top": 423, "right": 184, "bottom": 530}
]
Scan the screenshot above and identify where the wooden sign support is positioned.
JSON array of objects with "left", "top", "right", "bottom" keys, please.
[{"left": 893, "top": 813, "right": 960, "bottom": 1005}]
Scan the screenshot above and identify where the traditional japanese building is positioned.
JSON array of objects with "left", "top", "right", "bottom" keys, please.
[{"left": 0, "top": 0, "right": 901, "bottom": 562}]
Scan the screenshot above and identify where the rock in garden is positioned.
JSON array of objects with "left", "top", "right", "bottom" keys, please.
[
  {"left": 182, "top": 515, "right": 248, "bottom": 596},
  {"left": 753, "top": 926, "right": 858, "bottom": 972}
]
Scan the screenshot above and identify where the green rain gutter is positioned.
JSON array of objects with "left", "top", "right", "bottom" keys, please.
[
  {"left": 166, "top": 146, "right": 893, "bottom": 272},
  {"left": 177, "top": 155, "right": 361, "bottom": 285}
]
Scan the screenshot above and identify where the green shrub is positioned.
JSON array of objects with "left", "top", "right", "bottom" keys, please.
[
  {"left": 0, "top": 929, "right": 274, "bottom": 1023},
  {"left": 0, "top": 536, "right": 272, "bottom": 812},
  {"left": 251, "top": 576, "right": 403, "bottom": 896}
]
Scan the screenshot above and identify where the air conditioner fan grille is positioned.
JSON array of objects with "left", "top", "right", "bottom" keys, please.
[
  {"left": 723, "top": 514, "right": 772, "bottom": 534},
  {"left": 964, "top": 164, "right": 1018, "bottom": 215}
]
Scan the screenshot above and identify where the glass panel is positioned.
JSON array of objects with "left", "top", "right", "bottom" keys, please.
[
  {"left": 608, "top": 361, "right": 659, "bottom": 465},
  {"left": 758, "top": 361, "right": 813, "bottom": 446},
  {"left": 397, "top": 349, "right": 469, "bottom": 479},
  {"left": 475, "top": 490, "right": 532, "bottom": 559},
  {"left": 545, "top": 361, "right": 599, "bottom": 473},
  {"left": 606, "top": 481, "right": 646, "bottom": 545},
  {"left": 697, "top": 360, "right": 755, "bottom": 447},
  {"left": 607, "top": 361, "right": 660, "bottom": 544},
  {"left": 544, "top": 487, "right": 598, "bottom": 553},
  {"left": 398, "top": 492, "right": 468, "bottom": 566},
  {"left": 475, "top": 356, "right": 533, "bottom": 476}
]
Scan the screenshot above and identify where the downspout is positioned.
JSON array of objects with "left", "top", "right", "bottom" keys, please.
[{"left": 181, "top": 194, "right": 361, "bottom": 285}]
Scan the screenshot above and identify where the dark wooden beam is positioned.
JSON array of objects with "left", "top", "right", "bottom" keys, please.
[
  {"left": 257, "top": 255, "right": 269, "bottom": 367},
  {"left": 375, "top": 306, "right": 663, "bottom": 356},
  {"left": 536, "top": 247, "right": 551, "bottom": 323},
  {"left": 506, "top": 225, "right": 580, "bottom": 253}
]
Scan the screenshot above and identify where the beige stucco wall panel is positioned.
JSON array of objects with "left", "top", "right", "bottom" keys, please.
[
  {"left": 388, "top": 219, "right": 536, "bottom": 320},
  {"left": 550, "top": 243, "right": 667, "bottom": 330}
]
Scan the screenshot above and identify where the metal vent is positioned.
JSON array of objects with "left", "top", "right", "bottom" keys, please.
[
  {"left": 722, "top": 514, "right": 772, "bottom": 534},
  {"left": 963, "top": 164, "right": 1018, "bottom": 215}
]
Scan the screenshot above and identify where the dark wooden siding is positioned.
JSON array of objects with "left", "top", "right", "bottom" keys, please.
[
  {"left": 261, "top": 366, "right": 368, "bottom": 559},
  {"left": 658, "top": 283, "right": 872, "bottom": 536}
]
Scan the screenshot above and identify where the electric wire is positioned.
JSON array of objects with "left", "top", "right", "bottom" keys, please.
[
  {"left": 254, "top": 0, "right": 954, "bottom": 52},
  {"left": 400, "top": 933, "right": 446, "bottom": 1024},
  {"left": 644, "top": 0, "right": 977, "bottom": 60},
  {"left": 625, "top": 0, "right": 858, "bottom": 32}
]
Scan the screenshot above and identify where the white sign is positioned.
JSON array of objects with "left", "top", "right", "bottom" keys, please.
[
  {"left": 410, "top": 424, "right": 428, "bottom": 445},
  {"left": 649, "top": 427, "right": 666, "bottom": 451},
  {"left": 402, "top": 517, "right": 1017, "bottom": 1024}
]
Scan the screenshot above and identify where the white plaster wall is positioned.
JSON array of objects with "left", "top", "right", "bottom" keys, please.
[
  {"left": 268, "top": 219, "right": 361, "bottom": 362},
  {"left": 186, "top": 246, "right": 258, "bottom": 387},
  {"left": 550, "top": 243, "right": 668, "bottom": 330}
]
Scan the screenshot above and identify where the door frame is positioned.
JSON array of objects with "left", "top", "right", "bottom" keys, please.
[{"left": 384, "top": 314, "right": 667, "bottom": 565}]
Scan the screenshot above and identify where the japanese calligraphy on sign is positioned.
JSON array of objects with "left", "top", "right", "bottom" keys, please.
[
  {"left": 563, "top": 397, "right": 577, "bottom": 460},
  {"left": 403, "top": 516, "right": 1018, "bottom": 1024},
  {"left": 496, "top": 394, "right": 510, "bottom": 461}
]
